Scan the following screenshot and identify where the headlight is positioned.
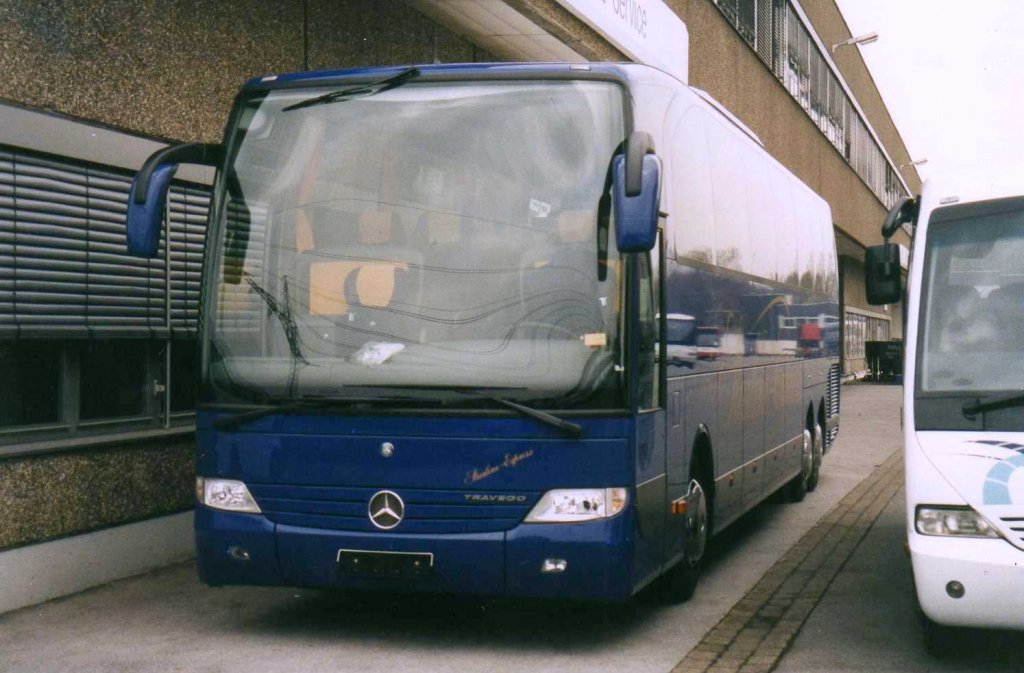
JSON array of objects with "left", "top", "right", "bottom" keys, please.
[
  {"left": 524, "top": 488, "right": 628, "bottom": 523},
  {"left": 197, "top": 477, "right": 262, "bottom": 513},
  {"left": 915, "top": 506, "right": 1000, "bottom": 538}
]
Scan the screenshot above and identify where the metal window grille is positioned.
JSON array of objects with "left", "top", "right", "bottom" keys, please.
[
  {"left": 826, "top": 362, "right": 840, "bottom": 444},
  {"left": 711, "top": 0, "right": 909, "bottom": 209}
]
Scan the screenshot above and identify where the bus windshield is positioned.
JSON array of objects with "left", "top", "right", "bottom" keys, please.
[
  {"left": 918, "top": 200, "right": 1024, "bottom": 394},
  {"left": 204, "top": 80, "right": 627, "bottom": 409}
]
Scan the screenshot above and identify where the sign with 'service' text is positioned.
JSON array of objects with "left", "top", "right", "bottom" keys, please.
[{"left": 554, "top": 0, "right": 688, "bottom": 84}]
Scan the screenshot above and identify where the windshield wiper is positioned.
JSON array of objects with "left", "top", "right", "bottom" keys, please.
[
  {"left": 209, "top": 385, "right": 584, "bottom": 438},
  {"left": 339, "top": 384, "right": 584, "bottom": 439},
  {"left": 962, "top": 391, "right": 1024, "bottom": 419},
  {"left": 282, "top": 66, "right": 420, "bottom": 112},
  {"left": 245, "top": 273, "right": 307, "bottom": 364},
  {"left": 472, "top": 393, "right": 584, "bottom": 439},
  {"left": 211, "top": 399, "right": 333, "bottom": 431}
]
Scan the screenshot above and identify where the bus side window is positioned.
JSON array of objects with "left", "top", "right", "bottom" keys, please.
[{"left": 638, "top": 249, "right": 658, "bottom": 410}]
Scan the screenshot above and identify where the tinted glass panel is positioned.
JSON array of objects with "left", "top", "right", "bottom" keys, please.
[
  {"left": 0, "top": 341, "right": 61, "bottom": 427},
  {"left": 170, "top": 340, "right": 198, "bottom": 412},
  {"left": 671, "top": 108, "right": 715, "bottom": 264},
  {"left": 80, "top": 341, "right": 148, "bottom": 419}
]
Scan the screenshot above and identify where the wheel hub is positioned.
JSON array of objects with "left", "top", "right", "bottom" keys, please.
[{"left": 686, "top": 479, "right": 708, "bottom": 564}]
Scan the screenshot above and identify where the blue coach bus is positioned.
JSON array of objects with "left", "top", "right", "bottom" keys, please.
[{"left": 126, "top": 63, "right": 840, "bottom": 602}]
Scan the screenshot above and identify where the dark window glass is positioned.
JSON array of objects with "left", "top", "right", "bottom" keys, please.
[
  {"left": 637, "top": 254, "right": 657, "bottom": 409},
  {"left": 0, "top": 341, "right": 61, "bottom": 427},
  {"left": 170, "top": 340, "right": 198, "bottom": 412},
  {"left": 738, "top": 0, "right": 756, "bottom": 42},
  {"left": 80, "top": 341, "right": 148, "bottom": 420}
]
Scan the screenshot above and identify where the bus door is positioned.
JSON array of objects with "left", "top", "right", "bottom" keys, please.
[{"left": 632, "top": 235, "right": 669, "bottom": 586}]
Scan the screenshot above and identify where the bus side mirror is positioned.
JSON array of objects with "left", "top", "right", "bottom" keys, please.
[
  {"left": 126, "top": 142, "right": 225, "bottom": 258},
  {"left": 882, "top": 196, "right": 918, "bottom": 239},
  {"left": 865, "top": 243, "right": 901, "bottom": 305},
  {"left": 865, "top": 195, "right": 917, "bottom": 304},
  {"left": 127, "top": 164, "right": 176, "bottom": 257},
  {"left": 613, "top": 131, "right": 660, "bottom": 253}
]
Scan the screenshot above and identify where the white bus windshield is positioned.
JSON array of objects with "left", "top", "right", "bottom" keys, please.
[
  {"left": 206, "top": 80, "right": 626, "bottom": 408},
  {"left": 919, "top": 200, "right": 1024, "bottom": 394}
]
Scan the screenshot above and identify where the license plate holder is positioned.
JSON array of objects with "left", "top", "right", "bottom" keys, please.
[{"left": 337, "top": 549, "right": 434, "bottom": 579}]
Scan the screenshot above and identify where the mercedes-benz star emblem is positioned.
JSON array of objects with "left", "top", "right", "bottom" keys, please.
[{"left": 368, "top": 490, "right": 404, "bottom": 530}]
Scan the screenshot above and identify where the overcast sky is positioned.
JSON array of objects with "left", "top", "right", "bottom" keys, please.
[{"left": 834, "top": 0, "right": 1024, "bottom": 186}]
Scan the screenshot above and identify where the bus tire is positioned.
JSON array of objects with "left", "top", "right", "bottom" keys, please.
[
  {"left": 787, "top": 428, "right": 814, "bottom": 502},
  {"left": 807, "top": 423, "right": 824, "bottom": 493},
  {"left": 663, "top": 459, "right": 712, "bottom": 603}
]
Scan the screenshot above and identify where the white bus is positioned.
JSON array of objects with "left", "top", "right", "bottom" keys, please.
[{"left": 868, "top": 170, "right": 1024, "bottom": 653}]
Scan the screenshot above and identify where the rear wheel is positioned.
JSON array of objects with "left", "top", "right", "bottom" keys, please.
[
  {"left": 807, "top": 423, "right": 824, "bottom": 492},
  {"left": 787, "top": 429, "right": 813, "bottom": 502},
  {"left": 662, "top": 470, "right": 712, "bottom": 603}
]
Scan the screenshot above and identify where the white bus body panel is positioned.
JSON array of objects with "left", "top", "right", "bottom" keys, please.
[
  {"left": 904, "top": 169, "right": 1024, "bottom": 629},
  {"left": 906, "top": 429, "right": 1024, "bottom": 628}
]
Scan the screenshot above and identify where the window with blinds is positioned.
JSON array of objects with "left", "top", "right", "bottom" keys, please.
[
  {"left": 0, "top": 145, "right": 210, "bottom": 338},
  {"left": 0, "top": 141, "right": 211, "bottom": 453}
]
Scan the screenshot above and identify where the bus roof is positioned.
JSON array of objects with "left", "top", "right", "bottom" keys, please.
[
  {"left": 921, "top": 166, "right": 1024, "bottom": 211},
  {"left": 243, "top": 62, "right": 659, "bottom": 93}
]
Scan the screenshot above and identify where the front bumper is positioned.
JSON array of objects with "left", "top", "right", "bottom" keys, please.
[
  {"left": 910, "top": 534, "right": 1024, "bottom": 630},
  {"left": 195, "top": 507, "right": 634, "bottom": 601}
]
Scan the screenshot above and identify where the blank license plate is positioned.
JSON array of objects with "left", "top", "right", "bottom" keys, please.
[{"left": 337, "top": 549, "right": 434, "bottom": 578}]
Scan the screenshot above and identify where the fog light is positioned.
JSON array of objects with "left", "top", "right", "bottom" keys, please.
[
  {"left": 946, "top": 581, "right": 965, "bottom": 599},
  {"left": 541, "top": 558, "right": 567, "bottom": 574},
  {"left": 228, "top": 545, "right": 251, "bottom": 561}
]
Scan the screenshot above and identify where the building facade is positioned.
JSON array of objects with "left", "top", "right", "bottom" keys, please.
[{"left": 0, "top": 0, "right": 918, "bottom": 611}]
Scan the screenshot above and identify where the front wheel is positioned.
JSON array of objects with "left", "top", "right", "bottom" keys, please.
[{"left": 662, "top": 477, "right": 710, "bottom": 603}]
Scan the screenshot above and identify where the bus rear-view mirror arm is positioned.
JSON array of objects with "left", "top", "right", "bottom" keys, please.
[
  {"left": 614, "top": 131, "right": 660, "bottom": 253},
  {"left": 866, "top": 196, "right": 917, "bottom": 305},
  {"left": 127, "top": 142, "right": 225, "bottom": 258}
]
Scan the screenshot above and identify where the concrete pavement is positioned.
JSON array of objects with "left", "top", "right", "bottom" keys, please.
[{"left": 776, "top": 487, "right": 1024, "bottom": 672}]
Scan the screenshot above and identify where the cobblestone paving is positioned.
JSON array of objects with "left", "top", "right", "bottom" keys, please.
[{"left": 671, "top": 449, "right": 904, "bottom": 673}]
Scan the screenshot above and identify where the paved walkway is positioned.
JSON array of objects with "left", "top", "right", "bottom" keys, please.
[
  {"left": 671, "top": 381, "right": 905, "bottom": 673},
  {"left": 672, "top": 452, "right": 903, "bottom": 673}
]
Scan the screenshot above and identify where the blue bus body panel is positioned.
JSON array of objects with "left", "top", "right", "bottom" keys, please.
[
  {"left": 197, "top": 414, "right": 632, "bottom": 492},
  {"left": 276, "top": 526, "right": 506, "bottom": 595},
  {"left": 195, "top": 411, "right": 643, "bottom": 600}
]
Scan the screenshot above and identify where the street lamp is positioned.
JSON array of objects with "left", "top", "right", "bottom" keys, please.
[
  {"left": 899, "top": 158, "right": 928, "bottom": 170},
  {"left": 831, "top": 32, "right": 879, "bottom": 53}
]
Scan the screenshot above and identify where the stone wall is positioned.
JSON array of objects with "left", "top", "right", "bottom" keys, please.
[
  {"left": 0, "top": 0, "right": 490, "bottom": 143},
  {"left": 0, "top": 440, "right": 193, "bottom": 550}
]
